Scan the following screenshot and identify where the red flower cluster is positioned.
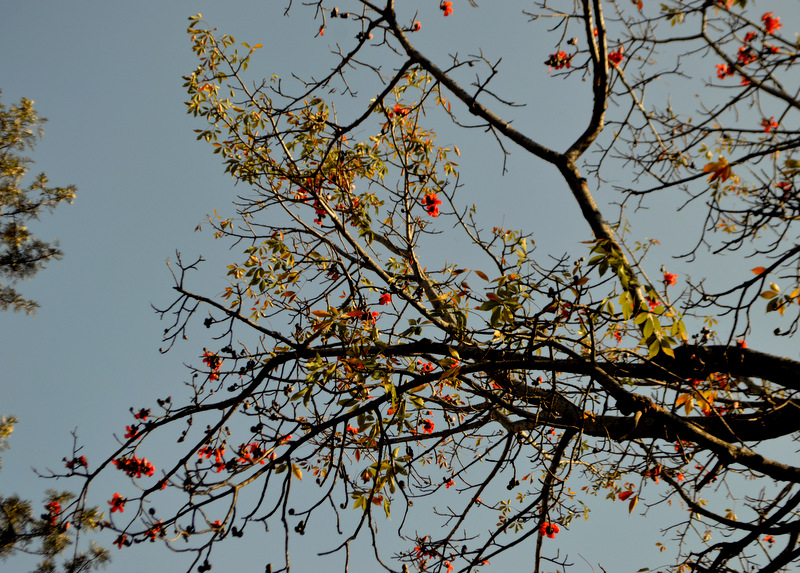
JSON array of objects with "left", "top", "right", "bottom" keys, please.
[
  {"left": 440, "top": 1, "right": 453, "bottom": 17},
  {"left": 199, "top": 445, "right": 227, "bottom": 472},
  {"left": 762, "top": 12, "right": 782, "bottom": 35},
  {"left": 378, "top": 292, "right": 392, "bottom": 305},
  {"left": 663, "top": 271, "right": 678, "bottom": 286},
  {"left": 737, "top": 45, "right": 757, "bottom": 66},
  {"left": 108, "top": 493, "right": 126, "bottom": 513},
  {"left": 608, "top": 47, "right": 624, "bottom": 67},
  {"left": 422, "top": 192, "right": 442, "bottom": 217},
  {"left": 417, "top": 360, "right": 435, "bottom": 373},
  {"left": 421, "top": 419, "right": 435, "bottom": 434},
  {"left": 544, "top": 51, "right": 573, "bottom": 70},
  {"left": 202, "top": 350, "right": 223, "bottom": 381},
  {"left": 412, "top": 21, "right": 421, "bottom": 32},
  {"left": 113, "top": 455, "right": 156, "bottom": 478},
  {"left": 539, "top": 521, "right": 560, "bottom": 538},
  {"left": 236, "top": 442, "right": 270, "bottom": 465},
  {"left": 716, "top": 63, "right": 734, "bottom": 80},
  {"left": 64, "top": 455, "right": 88, "bottom": 470},
  {"left": 761, "top": 117, "right": 778, "bottom": 133},
  {"left": 144, "top": 520, "right": 165, "bottom": 541},
  {"left": 44, "top": 500, "right": 61, "bottom": 527}
]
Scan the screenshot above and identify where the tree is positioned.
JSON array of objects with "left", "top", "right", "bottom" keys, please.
[
  {"left": 0, "top": 98, "right": 106, "bottom": 571},
  {"left": 0, "top": 92, "right": 76, "bottom": 314},
  {"left": 55, "top": 2, "right": 800, "bottom": 572},
  {"left": 0, "top": 417, "right": 109, "bottom": 573}
]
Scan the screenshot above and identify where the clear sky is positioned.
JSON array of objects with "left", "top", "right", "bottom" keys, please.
[{"left": 3, "top": 2, "right": 800, "bottom": 572}]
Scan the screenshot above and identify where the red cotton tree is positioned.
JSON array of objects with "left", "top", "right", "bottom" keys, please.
[{"left": 50, "top": 2, "right": 800, "bottom": 572}]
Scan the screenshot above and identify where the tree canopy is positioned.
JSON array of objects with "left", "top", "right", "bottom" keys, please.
[
  {"left": 38, "top": 2, "right": 800, "bottom": 572},
  {"left": 0, "top": 93, "right": 76, "bottom": 314}
]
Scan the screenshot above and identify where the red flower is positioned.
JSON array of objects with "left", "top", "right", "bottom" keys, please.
[
  {"left": 202, "top": 350, "right": 223, "bottom": 380},
  {"left": 346, "top": 424, "right": 359, "bottom": 434},
  {"left": 114, "top": 534, "right": 127, "bottom": 549},
  {"left": 539, "top": 522, "right": 560, "bottom": 538},
  {"left": 440, "top": 1, "right": 453, "bottom": 17},
  {"left": 743, "top": 31, "right": 757, "bottom": 43},
  {"left": 124, "top": 425, "right": 140, "bottom": 440},
  {"left": 764, "top": 535, "right": 775, "bottom": 544},
  {"left": 108, "top": 493, "right": 126, "bottom": 513},
  {"left": 44, "top": 500, "right": 61, "bottom": 526},
  {"left": 412, "top": 21, "right": 421, "bottom": 32},
  {"left": 421, "top": 419, "right": 435, "bottom": 434},
  {"left": 777, "top": 181, "right": 793, "bottom": 197},
  {"left": 762, "top": 12, "right": 782, "bottom": 35},
  {"left": 133, "top": 408, "right": 150, "bottom": 421},
  {"left": 145, "top": 520, "right": 164, "bottom": 541},
  {"left": 65, "top": 456, "right": 88, "bottom": 470},
  {"left": 544, "top": 51, "right": 573, "bottom": 70},
  {"left": 737, "top": 339, "right": 747, "bottom": 349},
  {"left": 608, "top": 47, "right": 624, "bottom": 67},
  {"left": 417, "top": 360, "right": 435, "bottom": 373},
  {"left": 378, "top": 292, "right": 392, "bottom": 305},
  {"left": 444, "top": 561, "right": 454, "bottom": 573},
  {"left": 761, "top": 117, "right": 778, "bottom": 133},
  {"left": 113, "top": 455, "right": 156, "bottom": 478},
  {"left": 393, "top": 103, "right": 409, "bottom": 117},
  {"left": 445, "top": 478, "right": 454, "bottom": 488},
  {"left": 663, "top": 271, "right": 678, "bottom": 286},
  {"left": 647, "top": 297, "right": 661, "bottom": 310},
  {"left": 737, "top": 46, "right": 757, "bottom": 66},
  {"left": 716, "top": 63, "right": 734, "bottom": 80},
  {"left": 422, "top": 193, "right": 442, "bottom": 217}
]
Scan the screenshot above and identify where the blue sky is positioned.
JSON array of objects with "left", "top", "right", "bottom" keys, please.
[{"left": 3, "top": 2, "right": 800, "bottom": 572}]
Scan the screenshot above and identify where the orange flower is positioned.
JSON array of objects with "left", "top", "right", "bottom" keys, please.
[
  {"left": 762, "top": 12, "right": 782, "bottom": 35},
  {"left": 440, "top": 1, "right": 453, "bottom": 16},
  {"left": 608, "top": 46, "right": 624, "bottom": 67},
  {"left": 422, "top": 192, "right": 442, "bottom": 217},
  {"left": 663, "top": 271, "right": 678, "bottom": 286},
  {"left": 539, "top": 522, "right": 560, "bottom": 538},
  {"left": 716, "top": 63, "right": 734, "bottom": 80},
  {"left": 761, "top": 117, "right": 778, "bottom": 133},
  {"left": 544, "top": 51, "right": 573, "bottom": 70},
  {"left": 108, "top": 493, "right": 126, "bottom": 513},
  {"left": 412, "top": 21, "right": 421, "bottom": 32}
]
